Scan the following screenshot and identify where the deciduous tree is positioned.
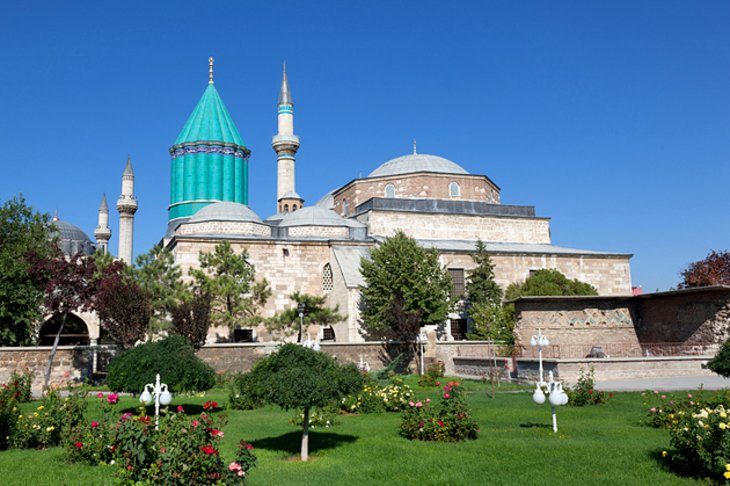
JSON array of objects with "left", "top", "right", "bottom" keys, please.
[
  {"left": 0, "top": 196, "right": 55, "bottom": 346},
  {"left": 170, "top": 290, "right": 212, "bottom": 350},
  {"left": 96, "top": 265, "right": 152, "bottom": 350},
  {"left": 680, "top": 250, "right": 730, "bottom": 288},
  {"left": 505, "top": 269, "right": 598, "bottom": 300}
]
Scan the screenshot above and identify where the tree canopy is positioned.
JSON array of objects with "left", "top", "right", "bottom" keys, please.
[
  {"left": 266, "top": 292, "right": 344, "bottom": 342},
  {"left": 505, "top": 269, "right": 598, "bottom": 300},
  {"left": 96, "top": 264, "right": 152, "bottom": 350},
  {"left": 134, "top": 245, "right": 186, "bottom": 332},
  {"left": 0, "top": 196, "right": 56, "bottom": 346},
  {"left": 359, "top": 231, "right": 453, "bottom": 340},
  {"left": 465, "top": 239, "right": 503, "bottom": 306},
  {"left": 680, "top": 250, "right": 730, "bottom": 288},
  {"left": 190, "top": 241, "right": 271, "bottom": 329},
  {"left": 245, "top": 343, "right": 362, "bottom": 461}
]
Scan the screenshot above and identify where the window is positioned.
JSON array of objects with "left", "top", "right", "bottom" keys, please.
[
  {"left": 322, "top": 327, "right": 336, "bottom": 341},
  {"left": 292, "top": 204, "right": 298, "bottom": 211},
  {"left": 449, "top": 182, "right": 461, "bottom": 197},
  {"left": 448, "top": 268, "right": 465, "bottom": 297},
  {"left": 384, "top": 183, "right": 396, "bottom": 198},
  {"left": 322, "top": 263, "right": 333, "bottom": 292},
  {"left": 450, "top": 319, "right": 468, "bottom": 340},
  {"left": 283, "top": 204, "right": 289, "bottom": 212},
  {"left": 233, "top": 328, "right": 254, "bottom": 342},
  {"left": 342, "top": 199, "right": 349, "bottom": 215}
]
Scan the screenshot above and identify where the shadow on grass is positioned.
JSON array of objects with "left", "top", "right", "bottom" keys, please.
[
  {"left": 519, "top": 422, "right": 552, "bottom": 429},
  {"left": 648, "top": 448, "right": 712, "bottom": 481},
  {"left": 252, "top": 430, "right": 358, "bottom": 455},
  {"left": 118, "top": 403, "right": 213, "bottom": 417}
]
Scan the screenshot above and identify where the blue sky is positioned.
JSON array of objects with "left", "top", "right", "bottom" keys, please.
[{"left": 1, "top": 1, "right": 728, "bottom": 292}]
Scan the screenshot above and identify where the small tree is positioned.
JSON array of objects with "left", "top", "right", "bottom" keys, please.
[
  {"left": 464, "top": 240, "right": 507, "bottom": 341},
  {"left": 359, "top": 231, "right": 453, "bottom": 366},
  {"left": 505, "top": 269, "right": 598, "bottom": 299},
  {"left": 680, "top": 250, "right": 730, "bottom": 288},
  {"left": 30, "top": 252, "right": 98, "bottom": 393},
  {"left": 245, "top": 344, "right": 362, "bottom": 461},
  {"left": 0, "top": 195, "right": 56, "bottom": 346},
  {"left": 96, "top": 266, "right": 152, "bottom": 350},
  {"left": 170, "top": 290, "right": 212, "bottom": 350},
  {"left": 190, "top": 241, "right": 271, "bottom": 329},
  {"left": 135, "top": 245, "right": 186, "bottom": 332},
  {"left": 267, "top": 292, "right": 345, "bottom": 342}
]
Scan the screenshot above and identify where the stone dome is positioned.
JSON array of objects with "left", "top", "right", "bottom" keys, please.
[
  {"left": 368, "top": 153, "right": 469, "bottom": 178},
  {"left": 189, "top": 201, "right": 262, "bottom": 224},
  {"left": 52, "top": 219, "right": 95, "bottom": 256},
  {"left": 279, "top": 206, "right": 365, "bottom": 228}
]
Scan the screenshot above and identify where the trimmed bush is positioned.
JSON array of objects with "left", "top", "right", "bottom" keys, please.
[
  {"left": 107, "top": 335, "right": 215, "bottom": 393},
  {"left": 229, "top": 372, "right": 264, "bottom": 411},
  {"left": 708, "top": 338, "right": 730, "bottom": 377}
]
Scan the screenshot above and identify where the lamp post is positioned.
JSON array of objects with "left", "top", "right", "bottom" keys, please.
[
  {"left": 529, "top": 330, "right": 568, "bottom": 432},
  {"left": 140, "top": 374, "right": 172, "bottom": 430},
  {"left": 416, "top": 333, "right": 427, "bottom": 376},
  {"left": 298, "top": 302, "right": 306, "bottom": 343}
]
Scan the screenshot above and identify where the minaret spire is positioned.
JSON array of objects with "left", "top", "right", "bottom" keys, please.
[
  {"left": 117, "top": 156, "right": 138, "bottom": 264},
  {"left": 413, "top": 139, "right": 417, "bottom": 155},
  {"left": 272, "top": 62, "right": 303, "bottom": 213},
  {"left": 208, "top": 57, "right": 214, "bottom": 84},
  {"left": 94, "top": 193, "right": 112, "bottom": 254}
]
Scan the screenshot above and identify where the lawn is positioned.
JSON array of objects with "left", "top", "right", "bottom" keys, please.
[{"left": 0, "top": 378, "right": 707, "bottom": 485}]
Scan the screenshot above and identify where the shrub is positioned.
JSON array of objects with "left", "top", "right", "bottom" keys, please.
[
  {"left": 107, "top": 335, "right": 215, "bottom": 393},
  {"left": 63, "top": 392, "right": 119, "bottom": 465},
  {"left": 67, "top": 402, "right": 256, "bottom": 485},
  {"left": 229, "top": 372, "right": 264, "bottom": 411},
  {"left": 643, "top": 389, "right": 730, "bottom": 429},
  {"left": 565, "top": 368, "right": 610, "bottom": 406},
  {"left": 340, "top": 376, "right": 415, "bottom": 413},
  {"left": 708, "top": 337, "right": 730, "bottom": 377},
  {"left": 9, "top": 389, "right": 69, "bottom": 448},
  {"left": 400, "top": 380, "right": 479, "bottom": 442},
  {"left": 418, "top": 360, "right": 445, "bottom": 387},
  {"left": 5, "top": 369, "right": 33, "bottom": 402},
  {"left": 663, "top": 404, "right": 730, "bottom": 481}
]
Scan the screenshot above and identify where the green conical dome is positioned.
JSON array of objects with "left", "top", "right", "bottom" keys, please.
[{"left": 175, "top": 84, "right": 246, "bottom": 146}]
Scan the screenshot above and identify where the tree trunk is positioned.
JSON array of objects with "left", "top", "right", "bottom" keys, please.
[
  {"left": 42, "top": 312, "right": 66, "bottom": 395},
  {"left": 301, "top": 407, "right": 310, "bottom": 461}
]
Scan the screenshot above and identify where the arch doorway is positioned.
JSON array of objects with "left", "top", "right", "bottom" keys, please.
[{"left": 39, "top": 313, "right": 90, "bottom": 346}]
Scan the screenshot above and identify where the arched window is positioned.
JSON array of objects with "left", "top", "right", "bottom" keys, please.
[
  {"left": 39, "top": 313, "right": 90, "bottom": 346},
  {"left": 449, "top": 182, "right": 461, "bottom": 197},
  {"left": 322, "top": 263, "right": 333, "bottom": 292},
  {"left": 342, "top": 199, "right": 349, "bottom": 215},
  {"left": 292, "top": 204, "right": 298, "bottom": 211},
  {"left": 384, "top": 183, "right": 396, "bottom": 198},
  {"left": 283, "top": 204, "right": 289, "bottom": 212}
]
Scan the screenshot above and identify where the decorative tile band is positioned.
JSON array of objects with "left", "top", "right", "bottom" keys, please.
[{"left": 170, "top": 144, "right": 251, "bottom": 160}]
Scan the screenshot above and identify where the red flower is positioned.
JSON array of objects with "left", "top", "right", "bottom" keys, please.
[
  {"left": 203, "top": 400, "right": 218, "bottom": 410},
  {"left": 90, "top": 421, "right": 99, "bottom": 428},
  {"left": 97, "top": 392, "right": 104, "bottom": 399},
  {"left": 609, "top": 393, "right": 614, "bottom": 397},
  {"left": 127, "top": 465, "right": 133, "bottom": 471},
  {"left": 201, "top": 444, "right": 219, "bottom": 455},
  {"left": 588, "top": 390, "right": 593, "bottom": 395},
  {"left": 160, "top": 447, "right": 167, "bottom": 453},
  {"left": 435, "top": 381, "right": 441, "bottom": 386},
  {"left": 107, "top": 393, "right": 119, "bottom": 404},
  {"left": 245, "top": 443, "right": 254, "bottom": 450},
  {"left": 141, "top": 415, "right": 151, "bottom": 425},
  {"left": 444, "top": 393, "right": 450, "bottom": 399},
  {"left": 75, "top": 441, "right": 83, "bottom": 449},
  {"left": 177, "top": 405, "right": 184, "bottom": 412},
  {"left": 437, "top": 420, "right": 445, "bottom": 427},
  {"left": 192, "top": 420, "right": 199, "bottom": 427}
]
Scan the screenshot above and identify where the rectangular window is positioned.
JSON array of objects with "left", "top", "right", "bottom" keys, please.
[
  {"left": 451, "top": 319, "right": 468, "bottom": 340},
  {"left": 322, "top": 327, "right": 335, "bottom": 341},
  {"left": 448, "top": 268, "right": 465, "bottom": 297},
  {"left": 233, "top": 328, "right": 254, "bottom": 343}
]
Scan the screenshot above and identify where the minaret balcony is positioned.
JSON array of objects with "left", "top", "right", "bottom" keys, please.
[{"left": 117, "top": 196, "right": 138, "bottom": 214}]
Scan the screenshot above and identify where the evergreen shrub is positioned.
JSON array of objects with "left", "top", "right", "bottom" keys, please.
[{"left": 107, "top": 335, "right": 215, "bottom": 393}]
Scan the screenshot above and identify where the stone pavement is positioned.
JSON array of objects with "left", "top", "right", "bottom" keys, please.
[{"left": 595, "top": 374, "right": 730, "bottom": 392}]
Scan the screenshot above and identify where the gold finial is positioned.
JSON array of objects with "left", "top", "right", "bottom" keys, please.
[
  {"left": 208, "top": 57, "right": 214, "bottom": 84},
  {"left": 413, "top": 139, "right": 417, "bottom": 155}
]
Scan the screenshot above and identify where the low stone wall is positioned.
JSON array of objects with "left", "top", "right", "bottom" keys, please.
[
  {"left": 516, "top": 356, "right": 715, "bottom": 383},
  {"left": 0, "top": 345, "right": 116, "bottom": 394}
]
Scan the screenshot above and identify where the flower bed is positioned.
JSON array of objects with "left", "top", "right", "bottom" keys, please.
[
  {"left": 340, "top": 377, "right": 415, "bottom": 414},
  {"left": 399, "top": 381, "right": 479, "bottom": 442}
]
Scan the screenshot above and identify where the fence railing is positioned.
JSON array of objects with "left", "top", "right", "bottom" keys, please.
[{"left": 514, "top": 342, "right": 718, "bottom": 359}]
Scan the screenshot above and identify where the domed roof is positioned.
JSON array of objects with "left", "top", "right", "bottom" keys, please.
[
  {"left": 189, "top": 201, "right": 262, "bottom": 224},
  {"left": 51, "top": 219, "right": 95, "bottom": 256},
  {"left": 368, "top": 153, "right": 469, "bottom": 178},
  {"left": 279, "top": 206, "right": 365, "bottom": 228},
  {"left": 315, "top": 190, "right": 335, "bottom": 210}
]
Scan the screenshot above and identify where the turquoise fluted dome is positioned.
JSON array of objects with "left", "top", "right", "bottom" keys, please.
[{"left": 168, "top": 82, "right": 251, "bottom": 221}]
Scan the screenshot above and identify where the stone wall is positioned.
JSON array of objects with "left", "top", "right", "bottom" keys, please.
[
  {"left": 333, "top": 173, "right": 500, "bottom": 216},
  {"left": 177, "top": 221, "right": 271, "bottom": 237},
  {"left": 443, "top": 253, "right": 632, "bottom": 296},
  {"left": 287, "top": 225, "right": 349, "bottom": 238},
  {"left": 364, "top": 211, "right": 551, "bottom": 243}
]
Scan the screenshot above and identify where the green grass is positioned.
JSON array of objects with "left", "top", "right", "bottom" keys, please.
[{"left": 0, "top": 379, "right": 709, "bottom": 485}]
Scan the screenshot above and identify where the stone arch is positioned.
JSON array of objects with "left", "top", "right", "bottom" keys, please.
[
  {"left": 449, "top": 181, "right": 461, "bottom": 197},
  {"left": 384, "top": 183, "right": 396, "bottom": 198},
  {"left": 38, "top": 313, "right": 91, "bottom": 346},
  {"left": 283, "top": 204, "right": 290, "bottom": 212}
]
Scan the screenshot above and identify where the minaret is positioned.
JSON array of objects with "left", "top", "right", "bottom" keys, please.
[
  {"left": 94, "top": 194, "right": 112, "bottom": 254},
  {"left": 116, "top": 157, "right": 138, "bottom": 264},
  {"left": 272, "top": 62, "right": 303, "bottom": 213}
]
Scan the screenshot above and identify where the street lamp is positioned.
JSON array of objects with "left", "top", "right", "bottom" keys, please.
[
  {"left": 416, "top": 333, "right": 427, "bottom": 376},
  {"left": 298, "top": 302, "right": 306, "bottom": 343},
  {"left": 529, "top": 330, "right": 568, "bottom": 432},
  {"left": 140, "top": 373, "right": 172, "bottom": 430}
]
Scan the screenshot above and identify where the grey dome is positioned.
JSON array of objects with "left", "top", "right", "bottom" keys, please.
[
  {"left": 52, "top": 220, "right": 95, "bottom": 256},
  {"left": 280, "top": 191, "right": 302, "bottom": 200},
  {"left": 279, "top": 206, "right": 365, "bottom": 228},
  {"left": 368, "top": 153, "right": 469, "bottom": 178},
  {"left": 315, "top": 190, "right": 335, "bottom": 210},
  {"left": 189, "top": 202, "right": 262, "bottom": 224}
]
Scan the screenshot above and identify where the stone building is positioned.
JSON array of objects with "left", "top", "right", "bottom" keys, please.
[{"left": 160, "top": 60, "right": 633, "bottom": 343}]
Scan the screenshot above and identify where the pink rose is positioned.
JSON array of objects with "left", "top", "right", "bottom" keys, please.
[
  {"left": 228, "top": 462, "right": 242, "bottom": 472},
  {"left": 177, "top": 406, "right": 184, "bottom": 412},
  {"left": 97, "top": 392, "right": 104, "bottom": 398},
  {"left": 660, "top": 395, "right": 666, "bottom": 400},
  {"left": 237, "top": 471, "right": 245, "bottom": 477},
  {"left": 107, "top": 393, "right": 119, "bottom": 404},
  {"left": 426, "top": 398, "right": 431, "bottom": 403},
  {"left": 650, "top": 407, "right": 657, "bottom": 413},
  {"left": 91, "top": 421, "right": 99, "bottom": 428},
  {"left": 444, "top": 393, "right": 450, "bottom": 399},
  {"left": 409, "top": 401, "right": 415, "bottom": 407},
  {"left": 416, "top": 401, "right": 422, "bottom": 408},
  {"left": 192, "top": 420, "right": 199, "bottom": 427},
  {"left": 687, "top": 394, "right": 693, "bottom": 399}
]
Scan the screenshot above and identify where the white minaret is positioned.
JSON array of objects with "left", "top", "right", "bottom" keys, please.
[
  {"left": 271, "top": 62, "right": 303, "bottom": 213},
  {"left": 93, "top": 194, "right": 112, "bottom": 254},
  {"left": 116, "top": 157, "right": 138, "bottom": 264}
]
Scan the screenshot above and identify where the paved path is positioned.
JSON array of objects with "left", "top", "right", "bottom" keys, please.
[{"left": 595, "top": 374, "right": 730, "bottom": 391}]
